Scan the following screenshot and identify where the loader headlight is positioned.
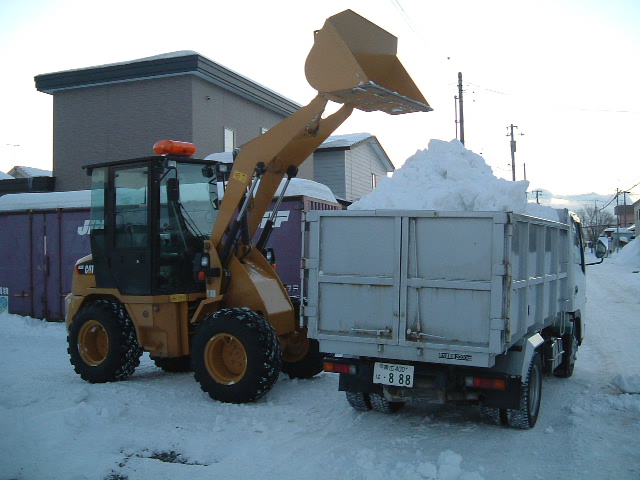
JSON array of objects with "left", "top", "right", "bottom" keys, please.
[{"left": 200, "top": 254, "right": 210, "bottom": 268}]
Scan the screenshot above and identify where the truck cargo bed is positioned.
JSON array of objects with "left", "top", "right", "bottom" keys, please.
[{"left": 304, "top": 210, "right": 571, "bottom": 368}]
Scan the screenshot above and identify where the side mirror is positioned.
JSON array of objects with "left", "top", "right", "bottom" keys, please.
[
  {"left": 587, "top": 240, "right": 607, "bottom": 266},
  {"left": 167, "top": 177, "right": 180, "bottom": 202}
]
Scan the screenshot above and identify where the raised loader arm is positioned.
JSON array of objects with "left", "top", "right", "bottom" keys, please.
[{"left": 203, "top": 9, "right": 431, "bottom": 337}]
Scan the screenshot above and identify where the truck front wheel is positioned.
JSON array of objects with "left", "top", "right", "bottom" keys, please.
[
  {"left": 67, "top": 300, "right": 142, "bottom": 383},
  {"left": 191, "top": 308, "right": 282, "bottom": 403},
  {"left": 507, "top": 352, "right": 542, "bottom": 429},
  {"left": 554, "top": 332, "right": 578, "bottom": 378}
]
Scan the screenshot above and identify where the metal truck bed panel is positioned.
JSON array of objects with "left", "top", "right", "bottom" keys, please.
[{"left": 304, "top": 210, "right": 570, "bottom": 368}]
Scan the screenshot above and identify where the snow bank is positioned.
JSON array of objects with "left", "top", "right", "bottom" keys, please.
[
  {"left": 609, "top": 238, "right": 640, "bottom": 270},
  {"left": 0, "top": 178, "right": 337, "bottom": 213},
  {"left": 0, "top": 189, "right": 91, "bottom": 212},
  {"left": 349, "top": 139, "right": 559, "bottom": 221},
  {"left": 613, "top": 374, "right": 640, "bottom": 394}
]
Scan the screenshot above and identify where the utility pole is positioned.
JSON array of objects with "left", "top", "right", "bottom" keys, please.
[
  {"left": 531, "top": 189, "right": 542, "bottom": 204},
  {"left": 506, "top": 125, "right": 524, "bottom": 181},
  {"left": 616, "top": 188, "right": 620, "bottom": 252},
  {"left": 457, "top": 72, "right": 465, "bottom": 145},
  {"left": 6, "top": 144, "right": 19, "bottom": 165}
]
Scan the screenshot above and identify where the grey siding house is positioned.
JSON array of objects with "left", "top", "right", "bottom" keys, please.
[
  {"left": 35, "top": 51, "right": 304, "bottom": 192},
  {"left": 314, "top": 133, "right": 394, "bottom": 203}
]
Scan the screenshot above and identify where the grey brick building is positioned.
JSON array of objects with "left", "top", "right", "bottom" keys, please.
[
  {"left": 34, "top": 51, "right": 393, "bottom": 201},
  {"left": 35, "top": 51, "right": 304, "bottom": 192}
]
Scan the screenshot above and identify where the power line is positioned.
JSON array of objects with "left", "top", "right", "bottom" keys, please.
[
  {"left": 466, "top": 81, "right": 640, "bottom": 114},
  {"left": 389, "top": 0, "right": 427, "bottom": 44}
]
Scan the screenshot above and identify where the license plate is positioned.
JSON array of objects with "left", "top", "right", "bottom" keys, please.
[{"left": 373, "top": 362, "right": 414, "bottom": 387}]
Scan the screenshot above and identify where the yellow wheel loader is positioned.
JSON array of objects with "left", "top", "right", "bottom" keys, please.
[{"left": 65, "top": 9, "right": 432, "bottom": 403}]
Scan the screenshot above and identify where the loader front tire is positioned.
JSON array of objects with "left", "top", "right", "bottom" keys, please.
[
  {"left": 67, "top": 300, "right": 142, "bottom": 383},
  {"left": 191, "top": 308, "right": 282, "bottom": 403}
]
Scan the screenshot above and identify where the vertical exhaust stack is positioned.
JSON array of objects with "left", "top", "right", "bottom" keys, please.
[{"left": 305, "top": 9, "right": 432, "bottom": 115}]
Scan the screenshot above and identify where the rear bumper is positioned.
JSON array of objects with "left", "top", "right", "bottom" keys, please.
[{"left": 327, "top": 357, "right": 522, "bottom": 410}]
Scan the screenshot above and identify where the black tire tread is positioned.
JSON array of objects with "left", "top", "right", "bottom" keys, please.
[
  {"left": 151, "top": 355, "right": 192, "bottom": 373},
  {"left": 346, "top": 391, "right": 372, "bottom": 411},
  {"left": 191, "top": 308, "right": 282, "bottom": 404},
  {"left": 369, "top": 392, "right": 404, "bottom": 413},
  {"left": 554, "top": 333, "right": 577, "bottom": 378},
  {"left": 67, "top": 300, "right": 142, "bottom": 383},
  {"left": 281, "top": 338, "right": 324, "bottom": 379},
  {"left": 507, "top": 352, "right": 542, "bottom": 429}
]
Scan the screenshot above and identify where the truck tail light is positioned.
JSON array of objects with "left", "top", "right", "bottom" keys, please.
[
  {"left": 465, "top": 376, "right": 506, "bottom": 390},
  {"left": 323, "top": 361, "right": 356, "bottom": 375},
  {"left": 153, "top": 140, "right": 196, "bottom": 157}
]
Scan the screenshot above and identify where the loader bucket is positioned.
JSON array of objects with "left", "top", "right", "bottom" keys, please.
[{"left": 305, "top": 9, "right": 432, "bottom": 115}]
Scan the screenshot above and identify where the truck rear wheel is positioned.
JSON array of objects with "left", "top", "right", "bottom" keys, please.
[
  {"left": 191, "top": 308, "right": 282, "bottom": 403},
  {"left": 67, "top": 300, "right": 142, "bottom": 383},
  {"left": 507, "top": 352, "right": 542, "bottom": 429},
  {"left": 370, "top": 392, "right": 404, "bottom": 413},
  {"left": 346, "top": 391, "right": 372, "bottom": 411},
  {"left": 480, "top": 406, "right": 508, "bottom": 426}
]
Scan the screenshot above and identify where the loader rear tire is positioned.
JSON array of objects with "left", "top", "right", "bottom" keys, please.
[
  {"left": 67, "top": 300, "right": 142, "bottom": 383},
  {"left": 152, "top": 355, "right": 191, "bottom": 373},
  {"left": 346, "top": 391, "right": 372, "bottom": 411},
  {"left": 191, "top": 308, "right": 282, "bottom": 403},
  {"left": 282, "top": 337, "right": 324, "bottom": 379},
  {"left": 507, "top": 352, "right": 542, "bottom": 429}
]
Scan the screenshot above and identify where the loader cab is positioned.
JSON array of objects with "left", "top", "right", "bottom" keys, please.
[{"left": 85, "top": 153, "right": 221, "bottom": 296}]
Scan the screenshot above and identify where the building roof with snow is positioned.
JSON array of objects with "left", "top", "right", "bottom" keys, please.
[
  {"left": 317, "top": 133, "right": 393, "bottom": 172},
  {"left": 35, "top": 51, "right": 300, "bottom": 118},
  {"left": 7, "top": 166, "right": 53, "bottom": 178},
  {"left": 0, "top": 171, "right": 13, "bottom": 180}
]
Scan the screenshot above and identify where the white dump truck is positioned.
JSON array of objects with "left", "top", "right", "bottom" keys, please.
[{"left": 304, "top": 209, "right": 604, "bottom": 428}]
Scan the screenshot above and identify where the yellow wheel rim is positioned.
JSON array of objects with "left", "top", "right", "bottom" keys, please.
[
  {"left": 78, "top": 320, "right": 109, "bottom": 366},
  {"left": 282, "top": 331, "right": 310, "bottom": 364},
  {"left": 204, "top": 334, "right": 247, "bottom": 384}
]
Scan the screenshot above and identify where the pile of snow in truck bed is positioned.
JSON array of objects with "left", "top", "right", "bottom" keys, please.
[{"left": 349, "top": 139, "right": 558, "bottom": 221}]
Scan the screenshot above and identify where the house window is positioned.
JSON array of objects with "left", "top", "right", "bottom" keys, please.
[
  {"left": 224, "top": 127, "right": 236, "bottom": 152},
  {"left": 371, "top": 173, "right": 377, "bottom": 189}
]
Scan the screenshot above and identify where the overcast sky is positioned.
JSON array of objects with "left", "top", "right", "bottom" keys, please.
[{"left": 1, "top": 0, "right": 638, "bottom": 205}]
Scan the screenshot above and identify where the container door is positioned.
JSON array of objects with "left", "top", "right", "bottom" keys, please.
[
  {"left": 399, "top": 213, "right": 507, "bottom": 366},
  {"left": 306, "top": 212, "right": 402, "bottom": 346},
  {"left": 0, "top": 214, "right": 32, "bottom": 316}
]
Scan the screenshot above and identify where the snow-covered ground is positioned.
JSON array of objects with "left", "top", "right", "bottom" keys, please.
[
  {"left": 1, "top": 140, "right": 637, "bottom": 479},
  {"left": 0, "top": 246, "right": 638, "bottom": 480}
]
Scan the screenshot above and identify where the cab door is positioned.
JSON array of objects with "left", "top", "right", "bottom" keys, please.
[{"left": 110, "top": 165, "right": 153, "bottom": 295}]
